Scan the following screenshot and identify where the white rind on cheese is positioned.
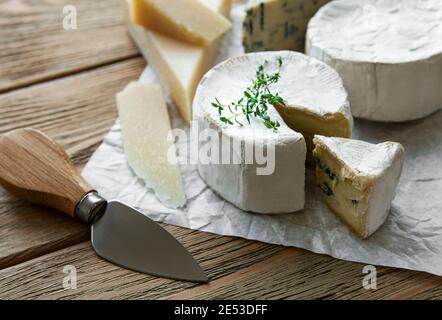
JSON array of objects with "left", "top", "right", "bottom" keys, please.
[
  {"left": 193, "top": 53, "right": 307, "bottom": 213},
  {"left": 313, "top": 135, "right": 404, "bottom": 238},
  {"left": 212, "top": 51, "right": 352, "bottom": 153},
  {"left": 242, "top": 0, "right": 329, "bottom": 53},
  {"left": 116, "top": 82, "right": 186, "bottom": 208},
  {"left": 130, "top": 0, "right": 231, "bottom": 46},
  {"left": 127, "top": 0, "right": 232, "bottom": 123},
  {"left": 307, "top": 0, "right": 442, "bottom": 122}
]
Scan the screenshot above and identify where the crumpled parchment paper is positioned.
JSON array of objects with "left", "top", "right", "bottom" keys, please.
[{"left": 82, "top": 0, "right": 442, "bottom": 276}]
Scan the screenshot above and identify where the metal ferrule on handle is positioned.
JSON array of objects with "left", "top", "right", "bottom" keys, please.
[{"left": 75, "top": 192, "right": 107, "bottom": 225}]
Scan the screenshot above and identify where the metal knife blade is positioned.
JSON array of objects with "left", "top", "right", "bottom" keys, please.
[{"left": 91, "top": 200, "right": 208, "bottom": 283}]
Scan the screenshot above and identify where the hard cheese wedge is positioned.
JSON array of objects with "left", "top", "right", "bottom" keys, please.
[
  {"left": 130, "top": 0, "right": 231, "bottom": 46},
  {"left": 243, "top": 0, "right": 329, "bottom": 53},
  {"left": 128, "top": 0, "right": 232, "bottom": 123},
  {"left": 116, "top": 82, "right": 186, "bottom": 208},
  {"left": 313, "top": 135, "right": 404, "bottom": 239}
]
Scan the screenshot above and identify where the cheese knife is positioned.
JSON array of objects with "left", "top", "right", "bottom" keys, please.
[{"left": 0, "top": 128, "right": 208, "bottom": 283}]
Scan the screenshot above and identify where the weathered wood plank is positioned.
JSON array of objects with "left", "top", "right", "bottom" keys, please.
[
  {"left": 165, "top": 250, "right": 439, "bottom": 300},
  {"left": 0, "top": 58, "right": 145, "bottom": 269},
  {"left": 0, "top": 227, "right": 440, "bottom": 299},
  {"left": 410, "top": 286, "right": 442, "bottom": 300},
  {"left": 388, "top": 277, "right": 442, "bottom": 300},
  {"left": 0, "top": 0, "right": 138, "bottom": 93},
  {"left": 0, "top": 232, "right": 288, "bottom": 299}
]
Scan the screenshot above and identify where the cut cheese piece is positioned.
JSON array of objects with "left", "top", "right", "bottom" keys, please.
[
  {"left": 242, "top": 0, "right": 329, "bottom": 53},
  {"left": 127, "top": 0, "right": 232, "bottom": 123},
  {"left": 313, "top": 135, "right": 404, "bottom": 239},
  {"left": 307, "top": 0, "right": 442, "bottom": 122},
  {"left": 194, "top": 52, "right": 313, "bottom": 213},
  {"left": 130, "top": 0, "right": 231, "bottom": 46},
  {"left": 116, "top": 82, "right": 186, "bottom": 208},
  {"left": 238, "top": 51, "right": 352, "bottom": 153}
]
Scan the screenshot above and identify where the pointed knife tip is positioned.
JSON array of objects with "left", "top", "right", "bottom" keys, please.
[
  {"left": 172, "top": 272, "right": 209, "bottom": 284},
  {"left": 191, "top": 271, "right": 209, "bottom": 284},
  {"left": 191, "top": 272, "right": 209, "bottom": 284}
]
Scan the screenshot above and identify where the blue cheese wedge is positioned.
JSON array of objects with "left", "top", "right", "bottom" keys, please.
[
  {"left": 313, "top": 135, "right": 405, "bottom": 239},
  {"left": 242, "top": 0, "right": 329, "bottom": 53},
  {"left": 116, "top": 82, "right": 186, "bottom": 208}
]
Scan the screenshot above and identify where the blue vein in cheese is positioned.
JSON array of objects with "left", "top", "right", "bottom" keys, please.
[{"left": 242, "top": 0, "right": 329, "bottom": 53}]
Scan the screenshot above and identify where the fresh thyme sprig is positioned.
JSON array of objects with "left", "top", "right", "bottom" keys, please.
[{"left": 211, "top": 57, "right": 285, "bottom": 131}]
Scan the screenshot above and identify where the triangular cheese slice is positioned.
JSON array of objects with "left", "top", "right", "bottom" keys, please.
[
  {"left": 116, "top": 82, "right": 186, "bottom": 208},
  {"left": 127, "top": 0, "right": 232, "bottom": 123},
  {"left": 313, "top": 135, "right": 404, "bottom": 238},
  {"left": 131, "top": 0, "right": 231, "bottom": 46}
]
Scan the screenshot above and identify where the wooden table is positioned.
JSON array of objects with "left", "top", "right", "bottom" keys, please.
[{"left": 0, "top": 0, "right": 441, "bottom": 300}]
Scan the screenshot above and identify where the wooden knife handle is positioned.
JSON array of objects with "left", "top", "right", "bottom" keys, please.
[{"left": 0, "top": 128, "right": 94, "bottom": 218}]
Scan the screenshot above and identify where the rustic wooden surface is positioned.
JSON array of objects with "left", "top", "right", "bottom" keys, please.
[{"left": 0, "top": 0, "right": 440, "bottom": 300}]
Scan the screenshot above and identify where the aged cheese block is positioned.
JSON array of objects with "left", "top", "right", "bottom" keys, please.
[
  {"left": 127, "top": 0, "right": 232, "bottom": 123},
  {"left": 242, "top": 0, "right": 329, "bottom": 53},
  {"left": 307, "top": 0, "right": 442, "bottom": 122},
  {"left": 130, "top": 0, "right": 231, "bottom": 45},
  {"left": 116, "top": 82, "right": 186, "bottom": 208},
  {"left": 313, "top": 135, "right": 404, "bottom": 238}
]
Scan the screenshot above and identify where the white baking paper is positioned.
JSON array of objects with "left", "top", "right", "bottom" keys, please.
[{"left": 82, "top": 1, "right": 442, "bottom": 276}]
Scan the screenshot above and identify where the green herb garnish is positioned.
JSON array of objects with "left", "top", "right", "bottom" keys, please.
[{"left": 211, "top": 57, "right": 285, "bottom": 131}]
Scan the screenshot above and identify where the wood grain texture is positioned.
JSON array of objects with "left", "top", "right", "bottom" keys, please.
[
  {"left": 0, "top": 232, "right": 438, "bottom": 300},
  {"left": 0, "top": 129, "right": 94, "bottom": 217},
  {"left": 0, "top": 231, "right": 287, "bottom": 299},
  {"left": 410, "top": 284, "right": 442, "bottom": 300},
  {"left": 387, "top": 277, "right": 442, "bottom": 300},
  {"left": 0, "top": 58, "right": 145, "bottom": 269},
  {"left": 165, "top": 250, "right": 437, "bottom": 300},
  {"left": 0, "top": 0, "right": 138, "bottom": 93}
]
